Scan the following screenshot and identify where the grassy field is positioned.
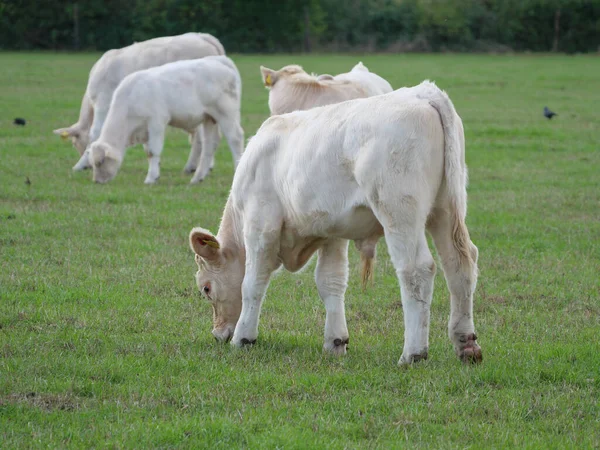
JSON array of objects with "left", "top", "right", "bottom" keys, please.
[{"left": 1, "top": 51, "right": 599, "bottom": 448}]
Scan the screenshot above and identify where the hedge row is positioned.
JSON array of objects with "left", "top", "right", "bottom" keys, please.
[{"left": 1, "top": 0, "right": 598, "bottom": 53}]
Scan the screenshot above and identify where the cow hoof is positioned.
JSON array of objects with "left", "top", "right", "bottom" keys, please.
[
  {"left": 144, "top": 178, "right": 158, "bottom": 185},
  {"left": 239, "top": 338, "right": 256, "bottom": 346},
  {"left": 189, "top": 178, "right": 204, "bottom": 184},
  {"left": 458, "top": 333, "right": 482, "bottom": 364},
  {"left": 183, "top": 166, "right": 196, "bottom": 174},
  {"left": 334, "top": 338, "right": 349, "bottom": 347},
  {"left": 324, "top": 337, "right": 349, "bottom": 356},
  {"left": 398, "top": 350, "right": 429, "bottom": 366}
]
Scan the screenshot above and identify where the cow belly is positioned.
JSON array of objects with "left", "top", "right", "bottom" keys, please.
[
  {"left": 330, "top": 205, "right": 383, "bottom": 240},
  {"left": 297, "top": 205, "right": 383, "bottom": 241},
  {"left": 279, "top": 205, "right": 383, "bottom": 272},
  {"left": 168, "top": 112, "right": 207, "bottom": 131}
]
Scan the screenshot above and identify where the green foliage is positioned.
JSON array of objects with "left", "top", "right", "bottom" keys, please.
[
  {"left": 0, "top": 0, "right": 599, "bottom": 52},
  {"left": 1, "top": 52, "right": 600, "bottom": 447}
]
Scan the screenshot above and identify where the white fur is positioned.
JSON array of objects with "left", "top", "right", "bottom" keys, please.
[
  {"left": 53, "top": 32, "right": 225, "bottom": 171},
  {"left": 90, "top": 56, "right": 244, "bottom": 184},
  {"left": 189, "top": 81, "right": 481, "bottom": 365},
  {"left": 260, "top": 61, "right": 392, "bottom": 115}
]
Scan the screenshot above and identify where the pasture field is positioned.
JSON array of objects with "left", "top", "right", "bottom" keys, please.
[{"left": 1, "top": 52, "right": 599, "bottom": 448}]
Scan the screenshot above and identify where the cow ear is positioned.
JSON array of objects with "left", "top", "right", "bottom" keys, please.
[
  {"left": 352, "top": 61, "right": 368, "bottom": 72},
  {"left": 54, "top": 127, "right": 78, "bottom": 140},
  {"left": 260, "top": 66, "right": 277, "bottom": 88},
  {"left": 189, "top": 227, "right": 221, "bottom": 261}
]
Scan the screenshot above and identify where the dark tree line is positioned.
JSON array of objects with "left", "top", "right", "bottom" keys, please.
[{"left": 1, "top": 0, "right": 599, "bottom": 53}]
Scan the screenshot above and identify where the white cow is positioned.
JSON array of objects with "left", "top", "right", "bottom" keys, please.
[
  {"left": 260, "top": 62, "right": 392, "bottom": 115},
  {"left": 53, "top": 32, "right": 225, "bottom": 172},
  {"left": 189, "top": 81, "right": 482, "bottom": 366},
  {"left": 89, "top": 56, "right": 244, "bottom": 184}
]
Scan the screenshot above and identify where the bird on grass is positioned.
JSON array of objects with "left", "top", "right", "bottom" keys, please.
[
  {"left": 13, "top": 118, "right": 26, "bottom": 126},
  {"left": 543, "top": 107, "right": 557, "bottom": 119}
]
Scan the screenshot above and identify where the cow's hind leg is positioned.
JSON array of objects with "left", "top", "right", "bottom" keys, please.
[
  {"left": 315, "top": 238, "right": 350, "bottom": 356},
  {"left": 144, "top": 123, "right": 165, "bottom": 184},
  {"left": 214, "top": 114, "right": 244, "bottom": 171},
  {"left": 190, "top": 119, "right": 220, "bottom": 183},
  {"left": 427, "top": 207, "right": 481, "bottom": 363},
  {"left": 183, "top": 127, "right": 202, "bottom": 174},
  {"left": 387, "top": 229, "right": 436, "bottom": 365},
  {"left": 370, "top": 193, "right": 436, "bottom": 365}
]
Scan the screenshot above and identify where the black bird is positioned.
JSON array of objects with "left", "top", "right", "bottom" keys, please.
[
  {"left": 543, "top": 107, "right": 557, "bottom": 119},
  {"left": 13, "top": 118, "right": 26, "bottom": 126},
  {"left": 25, "top": 176, "right": 31, "bottom": 186}
]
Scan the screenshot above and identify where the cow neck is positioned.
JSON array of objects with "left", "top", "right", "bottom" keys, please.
[
  {"left": 216, "top": 196, "right": 245, "bottom": 262},
  {"left": 77, "top": 93, "right": 94, "bottom": 131}
]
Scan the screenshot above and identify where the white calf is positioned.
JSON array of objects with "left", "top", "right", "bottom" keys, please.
[
  {"left": 53, "top": 32, "right": 225, "bottom": 171},
  {"left": 189, "top": 81, "right": 482, "bottom": 365},
  {"left": 90, "top": 56, "right": 243, "bottom": 184}
]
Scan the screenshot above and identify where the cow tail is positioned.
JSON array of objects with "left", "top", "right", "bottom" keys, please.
[
  {"left": 360, "top": 251, "right": 374, "bottom": 289},
  {"left": 425, "top": 82, "right": 474, "bottom": 268}
]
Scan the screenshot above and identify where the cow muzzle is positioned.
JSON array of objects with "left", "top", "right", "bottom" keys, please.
[{"left": 212, "top": 324, "right": 235, "bottom": 343}]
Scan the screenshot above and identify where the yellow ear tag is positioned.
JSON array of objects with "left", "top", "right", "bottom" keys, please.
[
  {"left": 265, "top": 74, "right": 272, "bottom": 86},
  {"left": 202, "top": 239, "right": 220, "bottom": 249},
  {"left": 60, "top": 131, "right": 70, "bottom": 140}
]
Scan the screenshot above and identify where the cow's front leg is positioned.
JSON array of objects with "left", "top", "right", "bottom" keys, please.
[
  {"left": 73, "top": 98, "right": 110, "bottom": 172},
  {"left": 231, "top": 226, "right": 281, "bottom": 348},
  {"left": 315, "top": 238, "right": 350, "bottom": 355},
  {"left": 315, "top": 239, "right": 349, "bottom": 355}
]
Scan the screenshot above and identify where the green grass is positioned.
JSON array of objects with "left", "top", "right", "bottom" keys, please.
[{"left": 1, "top": 51, "right": 599, "bottom": 448}]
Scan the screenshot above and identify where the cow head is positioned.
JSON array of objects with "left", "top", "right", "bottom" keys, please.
[
  {"left": 53, "top": 126, "right": 90, "bottom": 156},
  {"left": 189, "top": 227, "right": 244, "bottom": 343},
  {"left": 260, "top": 65, "right": 307, "bottom": 89},
  {"left": 90, "top": 141, "right": 123, "bottom": 184},
  {"left": 261, "top": 65, "right": 322, "bottom": 115}
]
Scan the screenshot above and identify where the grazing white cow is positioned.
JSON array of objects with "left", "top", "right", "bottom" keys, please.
[
  {"left": 189, "top": 81, "right": 482, "bottom": 365},
  {"left": 53, "top": 32, "right": 225, "bottom": 171},
  {"left": 260, "top": 62, "right": 392, "bottom": 115},
  {"left": 89, "top": 56, "right": 243, "bottom": 184}
]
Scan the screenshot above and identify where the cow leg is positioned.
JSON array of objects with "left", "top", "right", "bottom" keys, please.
[
  {"left": 214, "top": 114, "right": 243, "bottom": 171},
  {"left": 427, "top": 208, "right": 481, "bottom": 363},
  {"left": 230, "top": 224, "right": 281, "bottom": 348},
  {"left": 190, "top": 119, "right": 220, "bottom": 184},
  {"left": 315, "top": 238, "right": 350, "bottom": 356},
  {"left": 73, "top": 100, "right": 109, "bottom": 172},
  {"left": 183, "top": 127, "right": 202, "bottom": 174},
  {"left": 143, "top": 123, "right": 165, "bottom": 184},
  {"left": 384, "top": 228, "right": 436, "bottom": 365},
  {"left": 366, "top": 183, "right": 435, "bottom": 364}
]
